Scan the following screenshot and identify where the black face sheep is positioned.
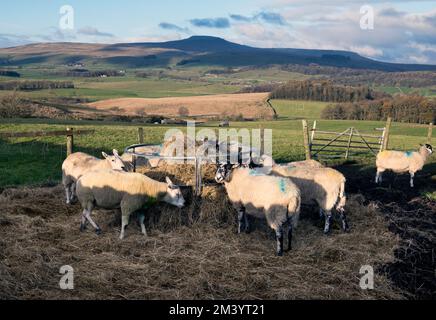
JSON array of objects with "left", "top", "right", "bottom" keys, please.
[
  {"left": 76, "top": 170, "right": 185, "bottom": 239},
  {"left": 270, "top": 165, "right": 348, "bottom": 235},
  {"left": 215, "top": 164, "right": 301, "bottom": 256},
  {"left": 62, "top": 150, "right": 129, "bottom": 205},
  {"left": 375, "top": 144, "right": 433, "bottom": 188}
]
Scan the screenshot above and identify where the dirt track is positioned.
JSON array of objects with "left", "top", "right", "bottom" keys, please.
[{"left": 0, "top": 163, "right": 434, "bottom": 300}]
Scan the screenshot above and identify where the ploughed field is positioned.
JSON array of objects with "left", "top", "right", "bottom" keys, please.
[{"left": 86, "top": 93, "right": 272, "bottom": 119}]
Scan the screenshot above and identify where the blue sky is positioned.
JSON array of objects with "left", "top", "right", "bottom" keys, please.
[{"left": 1, "top": 0, "right": 436, "bottom": 64}]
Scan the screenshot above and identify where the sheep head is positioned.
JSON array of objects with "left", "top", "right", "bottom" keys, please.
[
  {"left": 102, "top": 150, "right": 127, "bottom": 172},
  {"left": 163, "top": 177, "right": 185, "bottom": 208}
]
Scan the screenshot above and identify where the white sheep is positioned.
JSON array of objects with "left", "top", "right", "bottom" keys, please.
[
  {"left": 121, "top": 145, "right": 162, "bottom": 168},
  {"left": 270, "top": 165, "right": 348, "bottom": 234},
  {"left": 62, "top": 150, "right": 128, "bottom": 205},
  {"left": 375, "top": 144, "right": 433, "bottom": 188},
  {"left": 76, "top": 170, "right": 185, "bottom": 239},
  {"left": 284, "top": 159, "right": 324, "bottom": 168},
  {"left": 215, "top": 164, "right": 301, "bottom": 256}
]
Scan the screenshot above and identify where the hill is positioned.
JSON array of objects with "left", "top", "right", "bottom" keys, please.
[{"left": 1, "top": 36, "right": 435, "bottom": 72}]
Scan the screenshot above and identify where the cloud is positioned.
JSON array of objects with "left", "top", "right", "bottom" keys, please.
[
  {"left": 256, "top": 12, "right": 287, "bottom": 25},
  {"left": 229, "top": 14, "right": 254, "bottom": 22},
  {"left": 0, "top": 34, "right": 31, "bottom": 48},
  {"left": 190, "top": 18, "right": 230, "bottom": 29},
  {"left": 159, "top": 22, "right": 189, "bottom": 33},
  {"left": 229, "top": 5, "right": 436, "bottom": 64},
  {"left": 379, "top": 7, "right": 405, "bottom": 17},
  {"left": 77, "top": 26, "right": 114, "bottom": 38},
  {"left": 230, "top": 11, "right": 288, "bottom": 26}
]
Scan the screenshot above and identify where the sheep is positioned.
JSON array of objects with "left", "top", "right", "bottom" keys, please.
[
  {"left": 160, "top": 133, "right": 274, "bottom": 166},
  {"left": 121, "top": 145, "right": 162, "bottom": 168},
  {"left": 375, "top": 144, "right": 433, "bottom": 188},
  {"left": 284, "top": 159, "right": 324, "bottom": 168},
  {"left": 270, "top": 165, "right": 348, "bottom": 235},
  {"left": 62, "top": 150, "right": 128, "bottom": 205},
  {"left": 76, "top": 170, "right": 185, "bottom": 239},
  {"left": 215, "top": 164, "right": 301, "bottom": 256}
]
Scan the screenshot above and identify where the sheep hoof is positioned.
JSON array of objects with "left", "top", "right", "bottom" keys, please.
[
  {"left": 80, "top": 224, "right": 86, "bottom": 232},
  {"left": 95, "top": 228, "right": 102, "bottom": 236},
  {"left": 277, "top": 251, "right": 283, "bottom": 257}
]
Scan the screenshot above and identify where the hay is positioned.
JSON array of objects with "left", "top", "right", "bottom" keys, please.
[{"left": 0, "top": 165, "right": 406, "bottom": 300}]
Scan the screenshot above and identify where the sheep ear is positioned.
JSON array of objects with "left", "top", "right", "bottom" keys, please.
[
  {"left": 113, "top": 149, "right": 120, "bottom": 157},
  {"left": 166, "top": 177, "right": 174, "bottom": 186},
  {"left": 102, "top": 152, "right": 109, "bottom": 159}
]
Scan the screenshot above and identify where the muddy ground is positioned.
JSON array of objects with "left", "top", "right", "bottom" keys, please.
[{"left": 0, "top": 164, "right": 434, "bottom": 300}]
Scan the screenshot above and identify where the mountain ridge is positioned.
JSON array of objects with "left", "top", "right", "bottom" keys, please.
[{"left": 1, "top": 36, "right": 435, "bottom": 72}]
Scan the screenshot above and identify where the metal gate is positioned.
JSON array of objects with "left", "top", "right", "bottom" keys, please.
[{"left": 302, "top": 119, "right": 391, "bottom": 160}]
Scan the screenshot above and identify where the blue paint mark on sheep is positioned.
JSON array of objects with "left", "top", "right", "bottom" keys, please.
[
  {"left": 249, "top": 169, "right": 266, "bottom": 176},
  {"left": 279, "top": 179, "right": 286, "bottom": 193},
  {"left": 405, "top": 151, "right": 413, "bottom": 157}
]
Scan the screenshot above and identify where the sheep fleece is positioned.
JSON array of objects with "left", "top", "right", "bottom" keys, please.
[{"left": 224, "top": 168, "right": 301, "bottom": 230}]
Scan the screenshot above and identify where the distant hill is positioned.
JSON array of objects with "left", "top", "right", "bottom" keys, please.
[{"left": 1, "top": 36, "right": 435, "bottom": 72}]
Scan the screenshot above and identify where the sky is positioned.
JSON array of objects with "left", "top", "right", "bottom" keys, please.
[{"left": 1, "top": 0, "right": 436, "bottom": 64}]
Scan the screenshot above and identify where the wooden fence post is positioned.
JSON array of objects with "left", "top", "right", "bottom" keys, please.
[
  {"left": 302, "top": 120, "right": 312, "bottom": 160},
  {"left": 66, "top": 127, "right": 74, "bottom": 157},
  {"left": 345, "top": 128, "right": 354, "bottom": 160},
  {"left": 427, "top": 123, "right": 433, "bottom": 144},
  {"left": 382, "top": 117, "right": 392, "bottom": 151},
  {"left": 138, "top": 127, "right": 144, "bottom": 144}
]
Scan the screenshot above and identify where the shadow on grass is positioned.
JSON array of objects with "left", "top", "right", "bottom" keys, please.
[
  {"left": 334, "top": 161, "right": 436, "bottom": 299},
  {"left": 0, "top": 138, "right": 109, "bottom": 189}
]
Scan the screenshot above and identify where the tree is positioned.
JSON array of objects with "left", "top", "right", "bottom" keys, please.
[{"left": 178, "top": 106, "right": 190, "bottom": 117}]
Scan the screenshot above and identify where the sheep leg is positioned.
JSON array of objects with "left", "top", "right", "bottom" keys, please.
[
  {"left": 319, "top": 208, "right": 325, "bottom": 220},
  {"left": 83, "top": 208, "right": 102, "bottom": 235},
  {"left": 120, "top": 213, "right": 130, "bottom": 240},
  {"left": 138, "top": 213, "right": 147, "bottom": 237},
  {"left": 339, "top": 211, "right": 349, "bottom": 232},
  {"left": 376, "top": 169, "right": 384, "bottom": 184},
  {"left": 244, "top": 213, "right": 250, "bottom": 233},
  {"left": 65, "top": 185, "right": 71, "bottom": 205},
  {"left": 323, "top": 211, "right": 333, "bottom": 235},
  {"left": 69, "top": 182, "right": 77, "bottom": 203},
  {"left": 80, "top": 210, "right": 88, "bottom": 232},
  {"left": 287, "top": 220, "right": 293, "bottom": 252},
  {"left": 275, "top": 226, "right": 284, "bottom": 256},
  {"left": 237, "top": 208, "right": 246, "bottom": 234},
  {"left": 409, "top": 172, "right": 415, "bottom": 188}
]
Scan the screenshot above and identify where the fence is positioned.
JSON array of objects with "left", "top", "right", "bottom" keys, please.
[
  {"left": 302, "top": 119, "right": 390, "bottom": 160},
  {"left": 302, "top": 118, "right": 434, "bottom": 160},
  {"left": 0, "top": 127, "right": 95, "bottom": 156}
]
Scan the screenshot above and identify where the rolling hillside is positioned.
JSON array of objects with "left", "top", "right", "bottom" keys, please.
[{"left": 1, "top": 36, "right": 436, "bottom": 72}]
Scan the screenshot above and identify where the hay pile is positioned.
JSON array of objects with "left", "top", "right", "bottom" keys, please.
[{"left": 0, "top": 165, "right": 405, "bottom": 300}]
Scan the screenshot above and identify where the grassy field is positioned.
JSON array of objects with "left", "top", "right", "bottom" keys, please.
[{"left": 0, "top": 107, "right": 434, "bottom": 188}]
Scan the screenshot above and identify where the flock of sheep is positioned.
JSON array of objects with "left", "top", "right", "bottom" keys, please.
[{"left": 61, "top": 140, "right": 433, "bottom": 256}]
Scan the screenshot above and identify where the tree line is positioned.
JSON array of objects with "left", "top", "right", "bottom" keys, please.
[
  {"left": 280, "top": 64, "right": 436, "bottom": 87},
  {"left": 0, "top": 81, "right": 74, "bottom": 91},
  {"left": 57, "top": 69, "right": 125, "bottom": 77},
  {"left": 0, "top": 70, "right": 21, "bottom": 78},
  {"left": 321, "top": 95, "right": 435, "bottom": 124},
  {"left": 269, "top": 80, "right": 376, "bottom": 102}
]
